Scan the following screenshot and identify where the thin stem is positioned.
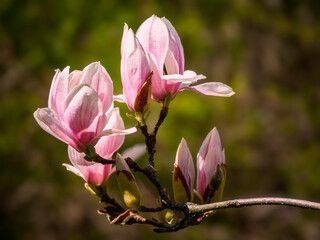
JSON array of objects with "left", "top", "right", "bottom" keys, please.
[
  {"left": 188, "top": 197, "right": 320, "bottom": 214},
  {"left": 152, "top": 105, "right": 169, "bottom": 136},
  {"left": 126, "top": 158, "right": 171, "bottom": 205}
]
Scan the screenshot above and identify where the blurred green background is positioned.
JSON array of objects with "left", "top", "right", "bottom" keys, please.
[{"left": 1, "top": 0, "right": 320, "bottom": 239}]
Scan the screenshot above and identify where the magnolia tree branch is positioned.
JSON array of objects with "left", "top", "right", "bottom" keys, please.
[
  {"left": 187, "top": 197, "right": 320, "bottom": 213},
  {"left": 88, "top": 102, "right": 320, "bottom": 233},
  {"left": 138, "top": 105, "right": 169, "bottom": 167}
]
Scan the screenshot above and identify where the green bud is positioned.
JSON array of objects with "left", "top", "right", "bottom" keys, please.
[
  {"left": 172, "top": 164, "right": 193, "bottom": 204},
  {"left": 158, "top": 209, "right": 174, "bottom": 224},
  {"left": 206, "top": 164, "right": 227, "bottom": 203},
  {"left": 116, "top": 154, "right": 141, "bottom": 208}
]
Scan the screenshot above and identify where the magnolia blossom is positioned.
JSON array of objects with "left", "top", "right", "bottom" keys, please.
[
  {"left": 197, "top": 127, "right": 226, "bottom": 202},
  {"left": 119, "top": 24, "right": 153, "bottom": 113},
  {"left": 63, "top": 108, "right": 125, "bottom": 186},
  {"left": 173, "top": 138, "right": 195, "bottom": 203},
  {"left": 34, "top": 62, "right": 135, "bottom": 152},
  {"left": 136, "top": 15, "right": 235, "bottom": 102}
]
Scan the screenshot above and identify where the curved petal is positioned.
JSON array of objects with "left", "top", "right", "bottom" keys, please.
[
  {"left": 33, "top": 108, "right": 84, "bottom": 151},
  {"left": 136, "top": 15, "right": 169, "bottom": 74},
  {"left": 161, "top": 17, "right": 185, "bottom": 73},
  {"left": 69, "top": 70, "right": 83, "bottom": 90},
  {"left": 183, "top": 82, "right": 235, "bottom": 97},
  {"left": 48, "top": 67, "right": 70, "bottom": 117},
  {"left": 162, "top": 50, "right": 182, "bottom": 97},
  {"left": 162, "top": 70, "right": 206, "bottom": 83},
  {"left": 67, "top": 146, "right": 111, "bottom": 186},
  {"left": 164, "top": 49, "right": 179, "bottom": 75},
  {"left": 92, "top": 127, "right": 137, "bottom": 144},
  {"left": 95, "top": 108, "right": 125, "bottom": 159},
  {"left": 113, "top": 94, "right": 126, "bottom": 103},
  {"left": 197, "top": 127, "right": 224, "bottom": 196},
  {"left": 175, "top": 138, "right": 195, "bottom": 193},
  {"left": 80, "top": 62, "right": 113, "bottom": 113},
  {"left": 198, "top": 127, "right": 221, "bottom": 159},
  {"left": 148, "top": 52, "right": 167, "bottom": 102},
  {"left": 63, "top": 84, "right": 103, "bottom": 145},
  {"left": 122, "top": 38, "right": 151, "bottom": 111},
  {"left": 62, "top": 163, "right": 84, "bottom": 178},
  {"left": 121, "top": 23, "right": 130, "bottom": 56}
]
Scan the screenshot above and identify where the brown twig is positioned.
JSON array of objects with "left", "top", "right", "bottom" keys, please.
[{"left": 187, "top": 197, "right": 320, "bottom": 213}]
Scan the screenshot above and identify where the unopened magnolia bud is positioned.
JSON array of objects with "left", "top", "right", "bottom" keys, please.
[
  {"left": 197, "top": 127, "right": 227, "bottom": 204},
  {"left": 116, "top": 153, "right": 141, "bottom": 208},
  {"left": 158, "top": 209, "right": 174, "bottom": 224},
  {"left": 172, "top": 138, "right": 195, "bottom": 204}
]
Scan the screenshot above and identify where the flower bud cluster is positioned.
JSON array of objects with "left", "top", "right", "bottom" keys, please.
[{"left": 173, "top": 128, "right": 227, "bottom": 204}]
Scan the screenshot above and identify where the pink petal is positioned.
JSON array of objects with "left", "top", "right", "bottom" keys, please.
[
  {"left": 48, "top": 67, "right": 70, "bottom": 117},
  {"left": 121, "top": 36, "right": 151, "bottom": 111},
  {"left": 67, "top": 146, "right": 111, "bottom": 186},
  {"left": 92, "top": 127, "right": 137, "bottom": 144},
  {"left": 162, "top": 70, "right": 206, "bottom": 83},
  {"left": 175, "top": 138, "right": 195, "bottom": 192},
  {"left": 196, "top": 155, "right": 207, "bottom": 197},
  {"left": 95, "top": 108, "right": 125, "bottom": 159},
  {"left": 33, "top": 108, "right": 84, "bottom": 151},
  {"left": 121, "top": 24, "right": 130, "bottom": 56},
  {"left": 148, "top": 52, "right": 167, "bottom": 102},
  {"left": 196, "top": 127, "right": 224, "bottom": 196},
  {"left": 80, "top": 62, "right": 114, "bottom": 113},
  {"left": 62, "top": 163, "right": 84, "bottom": 178},
  {"left": 198, "top": 127, "right": 221, "bottom": 159},
  {"left": 136, "top": 15, "right": 169, "bottom": 75},
  {"left": 164, "top": 49, "right": 179, "bottom": 75},
  {"left": 68, "top": 70, "right": 83, "bottom": 90},
  {"left": 184, "top": 82, "right": 235, "bottom": 97},
  {"left": 161, "top": 50, "right": 182, "bottom": 97},
  {"left": 113, "top": 94, "right": 126, "bottom": 103},
  {"left": 63, "top": 84, "right": 103, "bottom": 145},
  {"left": 203, "top": 147, "right": 224, "bottom": 185},
  {"left": 121, "top": 27, "right": 136, "bottom": 58},
  {"left": 161, "top": 17, "right": 185, "bottom": 74}
]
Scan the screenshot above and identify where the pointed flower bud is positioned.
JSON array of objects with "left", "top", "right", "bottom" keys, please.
[
  {"left": 120, "top": 24, "right": 153, "bottom": 113},
  {"left": 34, "top": 62, "right": 136, "bottom": 152},
  {"left": 173, "top": 138, "right": 195, "bottom": 203},
  {"left": 115, "top": 153, "right": 141, "bottom": 208},
  {"left": 196, "top": 127, "right": 226, "bottom": 203}
]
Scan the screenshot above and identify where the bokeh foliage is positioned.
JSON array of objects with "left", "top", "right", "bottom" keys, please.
[{"left": 1, "top": 0, "right": 320, "bottom": 239}]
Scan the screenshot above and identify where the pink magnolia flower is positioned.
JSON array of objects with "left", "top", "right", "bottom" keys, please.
[
  {"left": 136, "top": 15, "right": 235, "bottom": 102},
  {"left": 119, "top": 24, "right": 153, "bottom": 113},
  {"left": 34, "top": 62, "right": 136, "bottom": 152},
  {"left": 173, "top": 138, "right": 195, "bottom": 203},
  {"left": 197, "top": 127, "right": 226, "bottom": 203},
  {"left": 63, "top": 108, "right": 125, "bottom": 186}
]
